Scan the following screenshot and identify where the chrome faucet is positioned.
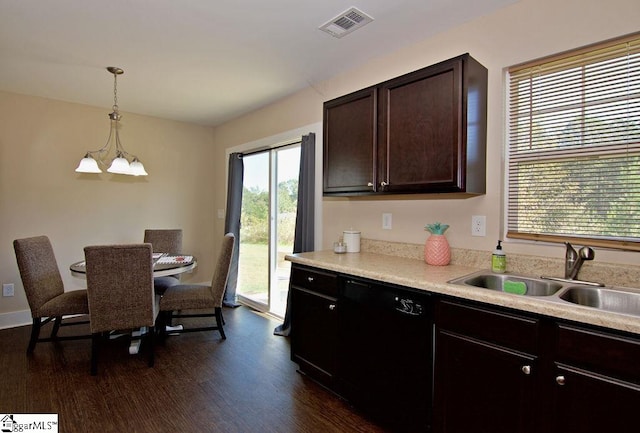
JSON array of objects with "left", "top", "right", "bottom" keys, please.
[{"left": 564, "top": 242, "right": 595, "bottom": 280}]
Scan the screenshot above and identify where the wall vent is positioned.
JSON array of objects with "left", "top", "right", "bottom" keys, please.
[{"left": 319, "top": 7, "right": 374, "bottom": 38}]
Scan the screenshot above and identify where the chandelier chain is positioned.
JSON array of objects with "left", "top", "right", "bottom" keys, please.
[{"left": 112, "top": 73, "right": 119, "bottom": 112}]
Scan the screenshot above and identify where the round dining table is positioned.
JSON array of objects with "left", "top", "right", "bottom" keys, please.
[{"left": 69, "top": 252, "right": 197, "bottom": 278}]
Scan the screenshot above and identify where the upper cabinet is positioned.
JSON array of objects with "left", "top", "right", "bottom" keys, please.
[
  {"left": 323, "top": 54, "right": 487, "bottom": 196},
  {"left": 323, "top": 87, "right": 377, "bottom": 194}
]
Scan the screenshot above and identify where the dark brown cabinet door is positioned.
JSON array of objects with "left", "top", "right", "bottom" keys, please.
[
  {"left": 547, "top": 366, "right": 640, "bottom": 433},
  {"left": 433, "top": 330, "right": 537, "bottom": 433},
  {"left": 433, "top": 300, "right": 540, "bottom": 433},
  {"left": 290, "top": 287, "right": 338, "bottom": 383},
  {"left": 323, "top": 87, "right": 377, "bottom": 194},
  {"left": 545, "top": 323, "right": 640, "bottom": 433},
  {"left": 378, "top": 59, "right": 462, "bottom": 192},
  {"left": 289, "top": 266, "right": 339, "bottom": 387}
]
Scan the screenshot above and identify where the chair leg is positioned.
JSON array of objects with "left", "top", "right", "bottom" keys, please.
[
  {"left": 50, "top": 316, "right": 62, "bottom": 339},
  {"left": 215, "top": 307, "right": 226, "bottom": 340},
  {"left": 90, "top": 333, "right": 100, "bottom": 376},
  {"left": 27, "top": 318, "right": 41, "bottom": 354},
  {"left": 158, "top": 311, "right": 170, "bottom": 343},
  {"left": 165, "top": 310, "right": 174, "bottom": 327},
  {"left": 148, "top": 325, "right": 155, "bottom": 368}
]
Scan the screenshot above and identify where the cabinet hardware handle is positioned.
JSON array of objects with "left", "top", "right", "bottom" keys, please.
[
  {"left": 329, "top": 304, "right": 336, "bottom": 310},
  {"left": 556, "top": 375, "right": 566, "bottom": 385},
  {"left": 367, "top": 182, "right": 374, "bottom": 187},
  {"left": 380, "top": 181, "right": 388, "bottom": 187},
  {"left": 307, "top": 276, "right": 314, "bottom": 282},
  {"left": 521, "top": 365, "right": 531, "bottom": 375}
]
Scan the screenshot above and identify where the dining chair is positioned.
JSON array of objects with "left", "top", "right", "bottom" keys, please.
[
  {"left": 84, "top": 243, "right": 158, "bottom": 375},
  {"left": 159, "top": 233, "right": 234, "bottom": 341},
  {"left": 143, "top": 229, "right": 183, "bottom": 295},
  {"left": 13, "top": 235, "right": 90, "bottom": 354},
  {"left": 143, "top": 229, "right": 182, "bottom": 254}
]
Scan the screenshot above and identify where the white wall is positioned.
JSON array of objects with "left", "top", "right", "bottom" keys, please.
[
  {"left": 212, "top": 0, "right": 640, "bottom": 266},
  {"left": 3, "top": 0, "right": 637, "bottom": 327},
  {"left": 0, "top": 91, "right": 217, "bottom": 326}
]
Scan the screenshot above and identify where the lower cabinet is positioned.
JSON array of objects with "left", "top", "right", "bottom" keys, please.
[
  {"left": 433, "top": 298, "right": 640, "bottom": 433},
  {"left": 290, "top": 264, "right": 433, "bottom": 432},
  {"left": 290, "top": 265, "right": 640, "bottom": 433},
  {"left": 434, "top": 300, "right": 539, "bottom": 433},
  {"left": 546, "top": 323, "right": 640, "bottom": 433},
  {"left": 289, "top": 266, "right": 339, "bottom": 388}
]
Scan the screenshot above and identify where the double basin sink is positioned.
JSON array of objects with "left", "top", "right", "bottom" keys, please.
[{"left": 448, "top": 270, "right": 640, "bottom": 318}]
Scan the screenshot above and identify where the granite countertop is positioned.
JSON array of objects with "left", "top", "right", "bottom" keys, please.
[{"left": 286, "top": 250, "right": 640, "bottom": 336}]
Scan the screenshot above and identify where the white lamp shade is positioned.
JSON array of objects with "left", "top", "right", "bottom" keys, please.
[
  {"left": 75, "top": 156, "right": 102, "bottom": 173},
  {"left": 129, "top": 159, "right": 148, "bottom": 176},
  {"left": 107, "top": 156, "right": 132, "bottom": 175}
]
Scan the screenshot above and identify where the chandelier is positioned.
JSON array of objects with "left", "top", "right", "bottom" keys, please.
[{"left": 75, "top": 67, "right": 148, "bottom": 176}]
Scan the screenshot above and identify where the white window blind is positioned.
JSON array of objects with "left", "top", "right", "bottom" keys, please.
[{"left": 507, "top": 34, "right": 640, "bottom": 251}]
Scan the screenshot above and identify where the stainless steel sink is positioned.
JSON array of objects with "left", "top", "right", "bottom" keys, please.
[
  {"left": 449, "top": 270, "right": 640, "bottom": 318},
  {"left": 448, "top": 271, "right": 563, "bottom": 296},
  {"left": 559, "top": 286, "right": 640, "bottom": 317}
]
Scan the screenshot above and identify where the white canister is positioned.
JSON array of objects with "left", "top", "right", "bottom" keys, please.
[{"left": 343, "top": 230, "right": 361, "bottom": 253}]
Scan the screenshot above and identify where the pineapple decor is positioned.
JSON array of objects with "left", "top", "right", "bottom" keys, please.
[{"left": 424, "top": 222, "right": 450, "bottom": 266}]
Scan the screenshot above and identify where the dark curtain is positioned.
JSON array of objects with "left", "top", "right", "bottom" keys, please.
[
  {"left": 223, "top": 152, "right": 243, "bottom": 307},
  {"left": 274, "top": 132, "right": 315, "bottom": 336}
]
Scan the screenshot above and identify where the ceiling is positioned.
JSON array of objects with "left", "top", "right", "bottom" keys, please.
[{"left": 0, "top": 0, "right": 517, "bottom": 126}]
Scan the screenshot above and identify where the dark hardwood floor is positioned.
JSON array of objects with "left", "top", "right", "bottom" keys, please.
[{"left": 0, "top": 306, "right": 388, "bottom": 433}]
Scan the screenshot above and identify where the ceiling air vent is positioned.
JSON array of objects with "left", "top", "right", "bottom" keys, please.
[{"left": 319, "top": 7, "right": 374, "bottom": 38}]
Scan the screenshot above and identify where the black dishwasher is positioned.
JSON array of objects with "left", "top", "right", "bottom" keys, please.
[{"left": 340, "top": 277, "right": 432, "bottom": 432}]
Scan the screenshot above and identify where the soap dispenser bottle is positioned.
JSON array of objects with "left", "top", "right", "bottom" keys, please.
[{"left": 492, "top": 240, "right": 506, "bottom": 273}]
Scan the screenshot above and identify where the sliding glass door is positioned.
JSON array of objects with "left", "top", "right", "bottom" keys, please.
[{"left": 237, "top": 144, "right": 300, "bottom": 317}]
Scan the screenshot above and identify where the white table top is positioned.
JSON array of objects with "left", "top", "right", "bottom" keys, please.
[{"left": 70, "top": 253, "right": 197, "bottom": 278}]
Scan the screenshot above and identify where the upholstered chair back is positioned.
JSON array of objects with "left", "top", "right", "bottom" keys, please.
[
  {"left": 143, "top": 229, "right": 183, "bottom": 254},
  {"left": 13, "top": 236, "right": 65, "bottom": 317},
  {"left": 84, "top": 244, "right": 156, "bottom": 334},
  {"left": 210, "top": 233, "right": 235, "bottom": 307}
]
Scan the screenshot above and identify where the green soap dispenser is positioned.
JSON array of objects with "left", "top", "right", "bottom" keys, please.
[{"left": 492, "top": 240, "right": 506, "bottom": 273}]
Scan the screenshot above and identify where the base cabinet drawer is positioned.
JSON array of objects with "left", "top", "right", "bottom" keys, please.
[{"left": 290, "top": 266, "right": 338, "bottom": 297}]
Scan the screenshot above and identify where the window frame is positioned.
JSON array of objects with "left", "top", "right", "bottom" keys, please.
[{"left": 505, "top": 33, "right": 640, "bottom": 252}]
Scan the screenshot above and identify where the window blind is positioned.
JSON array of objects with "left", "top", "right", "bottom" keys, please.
[{"left": 507, "top": 34, "right": 640, "bottom": 251}]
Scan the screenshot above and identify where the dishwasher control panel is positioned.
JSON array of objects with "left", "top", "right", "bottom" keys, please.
[
  {"left": 343, "top": 278, "right": 430, "bottom": 317},
  {"left": 395, "top": 296, "right": 425, "bottom": 316}
]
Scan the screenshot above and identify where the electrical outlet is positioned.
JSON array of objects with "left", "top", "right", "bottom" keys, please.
[
  {"left": 471, "top": 215, "right": 486, "bottom": 237},
  {"left": 3, "top": 283, "right": 15, "bottom": 297},
  {"left": 382, "top": 213, "right": 392, "bottom": 230}
]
